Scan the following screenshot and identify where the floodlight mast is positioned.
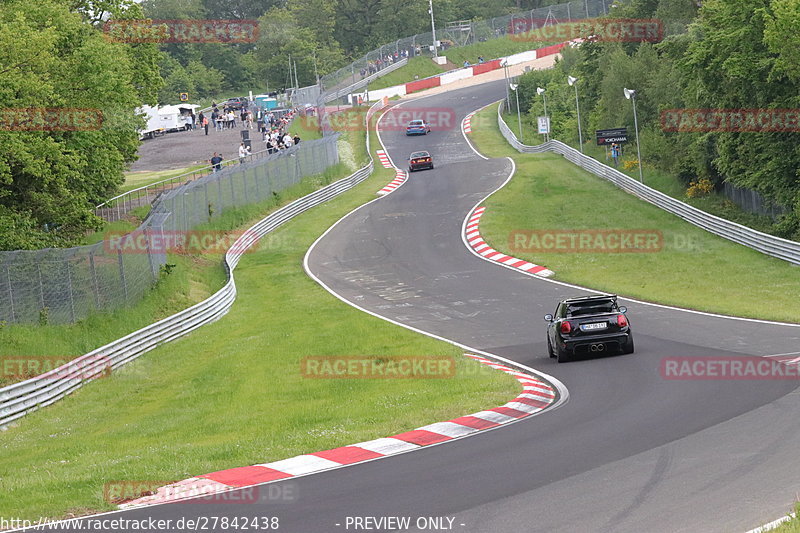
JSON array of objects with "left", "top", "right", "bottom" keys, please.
[{"left": 623, "top": 88, "right": 643, "bottom": 182}]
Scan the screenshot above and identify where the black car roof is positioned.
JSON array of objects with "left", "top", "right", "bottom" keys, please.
[{"left": 562, "top": 294, "right": 617, "bottom": 304}]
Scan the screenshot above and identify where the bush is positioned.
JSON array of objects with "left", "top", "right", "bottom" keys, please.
[
  {"left": 686, "top": 177, "right": 714, "bottom": 198},
  {"left": 622, "top": 158, "right": 640, "bottom": 172}
]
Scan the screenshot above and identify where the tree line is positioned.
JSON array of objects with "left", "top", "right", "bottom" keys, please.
[
  {"left": 145, "top": 0, "right": 565, "bottom": 104},
  {"left": 0, "top": 0, "right": 560, "bottom": 250},
  {"left": 515, "top": 0, "right": 800, "bottom": 239}
]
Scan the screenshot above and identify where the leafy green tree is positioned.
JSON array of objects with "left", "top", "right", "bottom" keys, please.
[
  {"left": 201, "top": 0, "right": 283, "bottom": 20},
  {"left": 158, "top": 56, "right": 196, "bottom": 103},
  {"left": 0, "top": 0, "right": 158, "bottom": 249},
  {"left": 186, "top": 60, "right": 225, "bottom": 97},
  {"left": 254, "top": 7, "right": 345, "bottom": 87},
  {"left": 764, "top": 0, "right": 800, "bottom": 82},
  {"left": 680, "top": 0, "right": 800, "bottom": 215}
]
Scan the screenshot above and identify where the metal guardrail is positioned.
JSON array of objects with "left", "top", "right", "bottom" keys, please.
[
  {"left": 496, "top": 103, "right": 800, "bottom": 266},
  {"left": 0, "top": 100, "right": 385, "bottom": 429}
]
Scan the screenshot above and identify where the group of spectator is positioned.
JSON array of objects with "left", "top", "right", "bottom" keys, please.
[
  {"left": 264, "top": 130, "right": 301, "bottom": 154},
  {"left": 207, "top": 108, "right": 301, "bottom": 170},
  {"left": 360, "top": 49, "right": 410, "bottom": 77},
  {"left": 261, "top": 110, "right": 300, "bottom": 154},
  {"left": 191, "top": 103, "right": 257, "bottom": 136},
  {"left": 211, "top": 104, "right": 254, "bottom": 131}
]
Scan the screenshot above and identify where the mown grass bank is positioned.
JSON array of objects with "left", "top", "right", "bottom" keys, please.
[
  {"left": 0, "top": 107, "right": 520, "bottom": 521},
  {"left": 469, "top": 104, "right": 800, "bottom": 323}
]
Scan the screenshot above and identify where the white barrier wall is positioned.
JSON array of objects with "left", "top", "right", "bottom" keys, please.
[
  {"left": 360, "top": 85, "right": 407, "bottom": 102},
  {"left": 504, "top": 50, "right": 538, "bottom": 66},
  {"left": 440, "top": 68, "right": 475, "bottom": 85}
]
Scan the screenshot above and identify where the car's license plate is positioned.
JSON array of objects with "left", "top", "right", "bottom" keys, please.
[{"left": 581, "top": 322, "right": 607, "bottom": 331}]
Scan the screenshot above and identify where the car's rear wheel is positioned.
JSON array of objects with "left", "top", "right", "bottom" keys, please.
[
  {"left": 621, "top": 334, "right": 635, "bottom": 354},
  {"left": 556, "top": 344, "right": 570, "bottom": 363},
  {"left": 547, "top": 338, "right": 555, "bottom": 358}
]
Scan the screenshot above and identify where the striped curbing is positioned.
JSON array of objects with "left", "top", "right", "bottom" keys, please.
[
  {"left": 118, "top": 353, "right": 557, "bottom": 509},
  {"left": 375, "top": 149, "right": 393, "bottom": 169},
  {"left": 378, "top": 168, "right": 408, "bottom": 196},
  {"left": 463, "top": 111, "right": 475, "bottom": 134},
  {"left": 465, "top": 207, "right": 554, "bottom": 277}
]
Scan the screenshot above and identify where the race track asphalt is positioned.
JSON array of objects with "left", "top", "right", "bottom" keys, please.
[{"left": 43, "top": 80, "right": 800, "bottom": 533}]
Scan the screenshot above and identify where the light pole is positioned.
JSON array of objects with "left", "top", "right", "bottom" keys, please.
[
  {"left": 537, "top": 87, "right": 549, "bottom": 142},
  {"left": 567, "top": 75, "right": 583, "bottom": 153},
  {"left": 623, "top": 87, "right": 643, "bottom": 182},
  {"left": 429, "top": 0, "right": 438, "bottom": 60},
  {"left": 510, "top": 83, "right": 522, "bottom": 139}
]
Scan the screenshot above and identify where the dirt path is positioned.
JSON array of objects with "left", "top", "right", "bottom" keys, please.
[{"left": 131, "top": 124, "right": 259, "bottom": 172}]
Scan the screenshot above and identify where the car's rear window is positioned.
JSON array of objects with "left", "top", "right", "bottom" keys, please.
[
  {"left": 411, "top": 152, "right": 429, "bottom": 158},
  {"left": 409, "top": 120, "right": 423, "bottom": 126},
  {"left": 567, "top": 301, "right": 615, "bottom": 316}
]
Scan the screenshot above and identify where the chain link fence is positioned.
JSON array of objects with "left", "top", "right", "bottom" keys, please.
[
  {"left": 0, "top": 136, "right": 340, "bottom": 325},
  {"left": 722, "top": 182, "right": 786, "bottom": 220},
  {"left": 319, "top": 0, "right": 610, "bottom": 97}
]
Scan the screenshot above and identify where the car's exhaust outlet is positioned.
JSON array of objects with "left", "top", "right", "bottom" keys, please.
[{"left": 590, "top": 344, "right": 605, "bottom": 352}]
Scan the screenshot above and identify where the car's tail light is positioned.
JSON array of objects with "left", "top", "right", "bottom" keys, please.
[
  {"left": 617, "top": 314, "right": 628, "bottom": 327},
  {"left": 560, "top": 321, "right": 572, "bottom": 334}
]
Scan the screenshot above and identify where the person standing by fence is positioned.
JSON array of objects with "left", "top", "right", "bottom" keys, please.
[
  {"left": 210, "top": 152, "right": 223, "bottom": 171},
  {"left": 239, "top": 143, "right": 250, "bottom": 164},
  {"left": 610, "top": 143, "right": 620, "bottom": 167}
]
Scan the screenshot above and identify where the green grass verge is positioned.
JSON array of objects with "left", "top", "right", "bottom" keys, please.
[
  {"left": 288, "top": 114, "right": 323, "bottom": 141},
  {"left": 770, "top": 506, "right": 800, "bottom": 532},
  {"left": 0, "top": 108, "right": 520, "bottom": 521},
  {"left": 6, "top": 136, "right": 355, "bottom": 380},
  {"left": 121, "top": 165, "right": 206, "bottom": 194},
  {"left": 469, "top": 104, "right": 800, "bottom": 323},
  {"left": 501, "top": 109, "right": 781, "bottom": 236},
  {"left": 443, "top": 38, "right": 557, "bottom": 68},
  {"left": 368, "top": 56, "right": 447, "bottom": 91}
]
